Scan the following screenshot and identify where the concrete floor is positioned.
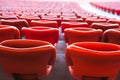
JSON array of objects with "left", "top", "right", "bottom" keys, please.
[{"left": 43, "top": 28, "right": 74, "bottom": 80}]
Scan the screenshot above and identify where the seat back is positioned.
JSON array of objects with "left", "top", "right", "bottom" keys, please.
[
  {"left": 102, "top": 29, "right": 120, "bottom": 45},
  {"left": 66, "top": 42, "right": 120, "bottom": 80},
  {"left": 1, "top": 19, "right": 29, "bottom": 30},
  {"left": 61, "top": 22, "right": 88, "bottom": 33},
  {"left": 64, "top": 27, "right": 103, "bottom": 44},
  {"left": 0, "top": 39, "right": 56, "bottom": 80},
  {"left": 91, "top": 22, "right": 119, "bottom": 32},
  {"left": 1, "top": 19, "right": 29, "bottom": 38},
  {"left": 0, "top": 25, "right": 20, "bottom": 42},
  {"left": 22, "top": 27, "right": 59, "bottom": 45},
  {"left": 31, "top": 20, "right": 58, "bottom": 28}
]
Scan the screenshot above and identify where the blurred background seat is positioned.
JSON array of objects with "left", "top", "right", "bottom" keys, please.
[
  {"left": 22, "top": 27, "right": 59, "bottom": 45},
  {"left": 31, "top": 20, "right": 58, "bottom": 28},
  {"left": 0, "top": 25, "right": 20, "bottom": 42},
  {"left": 0, "top": 19, "right": 29, "bottom": 38},
  {"left": 91, "top": 22, "right": 119, "bottom": 32},
  {"left": 61, "top": 22, "right": 88, "bottom": 33},
  {"left": 64, "top": 27, "right": 103, "bottom": 44},
  {"left": 102, "top": 28, "right": 120, "bottom": 45}
]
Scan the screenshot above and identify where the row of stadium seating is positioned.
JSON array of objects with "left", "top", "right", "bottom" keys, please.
[
  {"left": 0, "top": 38, "right": 120, "bottom": 80},
  {"left": 0, "top": 25, "right": 120, "bottom": 46},
  {"left": 0, "top": 1, "right": 120, "bottom": 80},
  {"left": 90, "top": 2, "right": 120, "bottom": 15}
]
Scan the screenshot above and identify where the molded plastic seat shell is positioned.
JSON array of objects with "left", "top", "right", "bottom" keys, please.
[
  {"left": 22, "top": 27, "right": 59, "bottom": 45},
  {"left": 102, "top": 28, "right": 120, "bottom": 45},
  {"left": 31, "top": 20, "right": 58, "bottom": 28},
  {"left": 0, "top": 25, "right": 20, "bottom": 42},
  {"left": 61, "top": 22, "right": 88, "bottom": 33},
  {"left": 1, "top": 19, "right": 29, "bottom": 37},
  {"left": 0, "top": 39, "right": 56, "bottom": 80},
  {"left": 91, "top": 22, "right": 119, "bottom": 31},
  {"left": 64, "top": 27, "right": 103, "bottom": 44},
  {"left": 66, "top": 42, "right": 120, "bottom": 80}
]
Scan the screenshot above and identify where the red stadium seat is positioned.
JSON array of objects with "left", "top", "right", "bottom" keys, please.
[
  {"left": 61, "top": 22, "right": 88, "bottom": 33},
  {"left": 22, "top": 27, "right": 59, "bottom": 45},
  {"left": 1, "top": 19, "right": 29, "bottom": 38},
  {"left": 0, "top": 14, "right": 17, "bottom": 20},
  {"left": 107, "top": 19, "right": 120, "bottom": 25},
  {"left": 64, "top": 27, "right": 102, "bottom": 44},
  {"left": 0, "top": 39, "right": 56, "bottom": 80},
  {"left": 102, "top": 28, "right": 120, "bottom": 45},
  {"left": 114, "top": 9, "right": 120, "bottom": 15},
  {"left": 41, "top": 17, "right": 61, "bottom": 27},
  {"left": 31, "top": 20, "right": 58, "bottom": 28},
  {"left": 91, "top": 22, "right": 119, "bottom": 32},
  {"left": 18, "top": 15, "right": 40, "bottom": 26},
  {"left": 90, "top": 2, "right": 120, "bottom": 15},
  {"left": 86, "top": 18, "right": 107, "bottom": 27},
  {"left": 61, "top": 14, "right": 76, "bottom": 18},
  {"left": 81, "top": 16, "right": 98, "bottom": 22},
  {"left": 62, "top": 17, "right": 83, "bottom": 22},
  {"left": 0, "top": 25, "right": 20, "bottom": 42},
  {"left": 66, "top": 42, "right": 120, "bottom": 80}
]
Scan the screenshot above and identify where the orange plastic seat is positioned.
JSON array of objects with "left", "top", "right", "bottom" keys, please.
[
  {"left": 107, "top": 19, "right": 120, "bottom": 25},
  {"left": 0, "top": 39, "right": 56, "bottom": 80},
  {"left": 1, "top": 19, "right": 29, "bottom": 37},
  {"left": 18, "top": 15, "right": 40, "bottom": 26},
  {"left": 61, "top": 22, "right": 88, "bottom": 33},
  {"left": 102, "top": 28, "right": 120, "bottom": 45},
  {"left": 31, "top": 20, "right": 58, "bottom": 28},
  {"left": 81, "top": 16, "right": 98, "bottom": 22},
  {"left": 61, "top": 14, "right": 76, "bottom": 18},
  {"left": 86, "top": 18, "right": 107, "bottom": 27},
  {"left": 22, "top": 27, "right": 59, "bottom": 45},
  {"left": 62, "top": 18, "right": 83, "bottom": 22},
  {"left": 91, "top": 22, "right": 119, "bottom": 32},
  {"left": 64, "top": 27, "right": 102, "bottom": 44},
  {"left": 66, "top": 42, "right": 120, "bottom": 80},
  {"left": 0, "top": 25, "right": 20, "bottom": 42},
  {"left": 41, "top": 17, "right": 61, "bottom": 27},
  {"left": 0, "top": 14, "right": 17, "bottom": 20}
]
